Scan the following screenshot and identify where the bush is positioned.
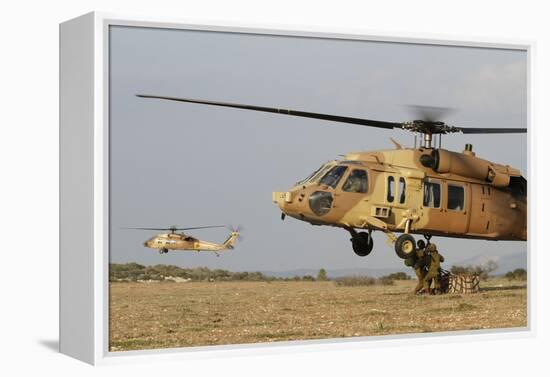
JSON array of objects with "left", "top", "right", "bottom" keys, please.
[
  {"left": 334, "top": 276, "right": 376, "bottom": 287},
  {"left": 377, "top": 276, "right": 395, "bottom": 286},
  {"left": 505, "top": 268, "right": 527, "bottom": 281},
  {"left": 317, "top": 268, "right": 328, "bottom": 281},
  {"left": 450, "top": 260, "right": 498, "bottom": 281},
  {"left": 381, "top": 272, "right": 411, "bottom": 281}
]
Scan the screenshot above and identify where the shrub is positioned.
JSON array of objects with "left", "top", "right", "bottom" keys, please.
[
  {"left": 381, "top": 272, "right": 411, "bottom": 281},
  {"left": 334, "top": 276, "right": 376, "bottom": 287},
  {"left": 450, "top": 260, "right": 498, "bottom": 281},
  {"left": 377, "top": 276, "right": 394, "bottom": 286},
  {"left": 505, "top": 268, "right": 527, "bottom": 281},
  {"left": 317, "top": 268, "right": 328, "bottom": 281}
]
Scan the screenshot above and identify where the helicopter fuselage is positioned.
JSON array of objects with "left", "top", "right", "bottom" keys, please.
[
  {"left": 273, "top": 147, "right": 527, "bottom": 242},
  {"left": 144, "top": 231, "right": 239, "bottom": 252}
]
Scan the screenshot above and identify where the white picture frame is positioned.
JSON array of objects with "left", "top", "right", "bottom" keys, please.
[{"left": 59, "top": 11, "right": 534, "bottom": 365}]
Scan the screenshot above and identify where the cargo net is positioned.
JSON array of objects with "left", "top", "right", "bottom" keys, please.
[{"left": 439, "top": 269, "right": 480, "bottom": 294}]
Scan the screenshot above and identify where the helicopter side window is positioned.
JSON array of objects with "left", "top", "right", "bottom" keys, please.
[
  {"left": 387, "top": 176, "right": 395, "bottom": 202},
  {"left": 447, "top": 184, "right": 465, "bottom": 211},
  {"left": 423, "top": 180, "right": 441, "bottom": 208},
  {"left": 342, "top": 169, "right": 368, "bottom": 193},
  {"left": 399, "top": 177, "right": 406, "bottom": 204},
  {"left": 319, "top": 166, "right": 348, "bottom": 188}
]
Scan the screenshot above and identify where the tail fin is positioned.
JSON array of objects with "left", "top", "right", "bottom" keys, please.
[{"left": 223, "top": 231, "right": 239, "bottom": 249}]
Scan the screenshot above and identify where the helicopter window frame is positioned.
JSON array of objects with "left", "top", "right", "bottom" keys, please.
[
  {"left": 309, "top": 163, "right": 335, "bottom": 184},
  {"left": 387, "top": 175, "right": 395, "bottom": 203},
  {"left": 319, "top": 165, "right": 349, "bottom": 189},
  {"left": 342, "top": 169, "right": 369, "bottom": 193},
  {"left": 398, "top": 177, "right": 406, "bottom": 204},
  {"left": 298, "top": 162, "right": 334, "bottom": 185},
  {"left": 447, "top": 183, "right": 465, "bottom": 212},
  {"left": 423, "top": 178, "right": 441, "bottom": 208}
]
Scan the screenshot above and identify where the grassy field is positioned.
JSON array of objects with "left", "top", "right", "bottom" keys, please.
[{"left": 109, "top": 279, "right": 527, "bottom": 351}]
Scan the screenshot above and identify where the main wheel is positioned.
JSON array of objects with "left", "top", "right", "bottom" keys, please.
[
  {"left": 395, "top": 234, "right": 416, "bottom": 259},
  {"left": 351, "top": 232, "right": 374, "bottom": 257}
]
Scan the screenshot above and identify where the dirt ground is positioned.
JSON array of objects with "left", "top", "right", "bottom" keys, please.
[{"left": 109, "top": 279, "right": 527, "bottom": 351}]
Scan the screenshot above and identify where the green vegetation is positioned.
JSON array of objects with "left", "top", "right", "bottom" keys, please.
[
  {"left": 334, "top": 275, "right": 395, "bottom": 287},
  {"left": 110, "top": 263, "right": 271, "bottom": 282},
  {"left": 450, "top": 260, "right": 498, "bottom": 281},
  {"left": 110, "top": 263, "right": 423, "bottom": 286},
  {"left": 110, "top": 263, "right": 336, "bottom": 283},
  {"left": 317, "top": 268, "right": 328, "bottom": 281},
  {"left": 504, "top": 268, "right": 527, "bottom": 281},
  {"left": 380, "top": 272, "right": 411, "bottom": 281},
  {"left": 333, "top": 275, "right": 375, "bottom": 287}
]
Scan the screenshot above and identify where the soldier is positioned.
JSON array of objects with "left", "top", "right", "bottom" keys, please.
[
  {"left": 412, "top": 240, "right": 428, "bottom": 294},
  {"left": 422, "top": 243, "right": 445, "bottom": 294}
]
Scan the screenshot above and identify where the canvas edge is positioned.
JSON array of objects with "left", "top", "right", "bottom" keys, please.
[{"left": 59, "top": 11, "right": 96, "bottom": 365}]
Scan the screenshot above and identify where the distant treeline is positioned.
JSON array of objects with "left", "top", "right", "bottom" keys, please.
[
  {"left": 109, "top": 263, "right": 329, "bottom": 282},
  {"left": 111, "top": 263, "right": 272, "bottom": 282},
  {"left": 109, "top": 263, "right": 413, "bottom": 283}
]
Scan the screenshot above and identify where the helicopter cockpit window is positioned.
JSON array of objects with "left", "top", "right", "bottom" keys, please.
[
  {"left": 298, "top": 163, "right": 335, "bottom": 185},
  {"left": 319, "top": 166, "right": 348, "bottom": 188},
  {"left": 423, "top": 180, "right": 441, "bottom": 208},
  {"left": 342, "top": 169, "right": 368, "bottom": 193},
  {"left": 387, "top": 176, "right": 395, "bottom": 202},
  {"left": 399, "top": 177, "right": 406, "bottom": 204},
  {"left": 447, "top": 184, "right": 465, "bottom": 211}
]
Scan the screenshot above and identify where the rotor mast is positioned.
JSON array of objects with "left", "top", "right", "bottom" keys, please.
[{"left": 423, "top": 133, "right": 433, "bottom": 149}]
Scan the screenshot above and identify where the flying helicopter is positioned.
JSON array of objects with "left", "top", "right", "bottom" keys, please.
[
  {"left": 124, "top": 225, "right": 241, "bottom": 256},
  {"left": 136, "top": 94, "right": 527, "bottom": 262}
]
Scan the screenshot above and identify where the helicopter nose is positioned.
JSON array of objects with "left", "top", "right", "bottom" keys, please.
[
  {"left": 272, "top": 191, "right": 301, "bottom": 218},
  {"left": 272, "top": 191, "right": 286, "bottom": 208}
]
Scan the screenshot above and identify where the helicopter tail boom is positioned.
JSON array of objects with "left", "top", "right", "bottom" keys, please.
[{"left": 222, "top": 232, "right": 240, "bottom": 249}]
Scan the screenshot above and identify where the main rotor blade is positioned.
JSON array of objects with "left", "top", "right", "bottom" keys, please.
[
  {"left": 457, "top": 127, "right": 527, "bottom": 134},
  {"left": 123, "top": 225, "right": 225, "bottom": 231},
  {"left": 406, "top": 105, "right": 455, "bottom": 123},
  {"left": 176, "top": 225, "right": 225, "bottom": 231},
  {"left": 137, "top": 94, "right": 527, "bottom": 135},
  {"left": 136, "top": 94, "right": 399, "bottom": 130},
  {"left": 122, "top": 227, "right": 169, "bottom": 231}
]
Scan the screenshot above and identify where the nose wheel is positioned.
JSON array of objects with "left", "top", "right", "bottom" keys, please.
[
  {"left": 158, "top": 248, "right": 169, "bottom": 254},
  {"left": 349, "top": 229, "right": 374, "bottom": 257}
]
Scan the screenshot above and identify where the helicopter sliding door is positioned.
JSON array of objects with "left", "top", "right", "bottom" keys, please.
[
  {"left": 420, "top": 178, "right": 470, "bottom": 236},
  {"left": 443, "top": 181, "right": 470, "bottom": 234},
  {"left": 420, "top": 177, "right": 446, "bottom": 234}
]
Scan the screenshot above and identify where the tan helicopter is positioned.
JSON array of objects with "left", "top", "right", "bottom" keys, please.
[
  {"left": 125, "top": 225, "right": 240, "bottom": 255},
  {"left": 136, "top": 94, "right": 527, "bottom": 261}
]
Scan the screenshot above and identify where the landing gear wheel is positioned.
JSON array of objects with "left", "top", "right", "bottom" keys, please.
[
  {"left": 351, "top": 232, "right": 374, "bottom": 257},
  {"left": 395, "top": 234, "right": 416, "bottom": 259},
  {"left": 159, "top": 248, "right": 168, "bottom": 254}
]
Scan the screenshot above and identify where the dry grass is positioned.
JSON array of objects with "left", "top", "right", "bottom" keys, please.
[{"left": 109, "top": 278, "right": 527, "bottom": 352}]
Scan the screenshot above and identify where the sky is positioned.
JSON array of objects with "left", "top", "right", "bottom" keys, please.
[{"left": 109, "top": 25, "right": 527, "bottom": 273}]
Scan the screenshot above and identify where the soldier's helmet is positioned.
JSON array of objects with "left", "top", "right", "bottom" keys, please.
[
  {"left": 417, "top": 240, "right": 426, "bottom": 249},
  {"left": 426, "top": 243, "right": 437, "bottom": 252}
]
